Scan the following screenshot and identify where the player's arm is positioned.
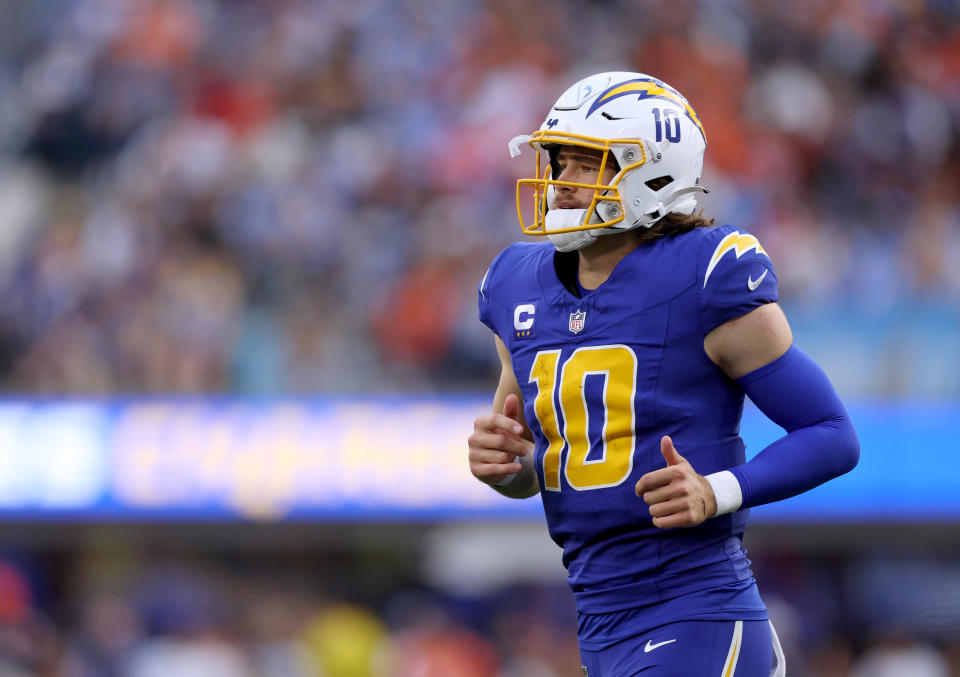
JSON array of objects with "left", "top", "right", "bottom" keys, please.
[
  {"left": 702, "top": 302, "right": 860, "bottom": 513},
  {"left": 467, "top": 335, "right": 540, "bottom": 499},
  {"left": 638, "top": 302, "right": 859, "bottom": 527}
]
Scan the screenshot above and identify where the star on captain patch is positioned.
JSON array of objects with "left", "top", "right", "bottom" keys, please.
[{"left": 568, "top": 309, "right": 586, "bottom": 334}]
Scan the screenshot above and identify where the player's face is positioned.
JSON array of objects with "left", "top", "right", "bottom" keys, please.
[{"left": 551, "top": 146, "right": 617, "bottom": 210}]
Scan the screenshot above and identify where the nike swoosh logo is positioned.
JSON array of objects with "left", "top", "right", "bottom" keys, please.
[
  {"left": 644, "top": 639, "right": 677, "bottom": 653},
  {"left": 747, "top": 269, "right": 768, "bottom": 291}
]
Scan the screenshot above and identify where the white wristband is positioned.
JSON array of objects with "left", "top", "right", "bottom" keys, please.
[
  {"left": 492, "top": 472, "right": 518, "bottom": 487},
  {"left": 705, "top": 470, "right": 743, "bottom": 516}
]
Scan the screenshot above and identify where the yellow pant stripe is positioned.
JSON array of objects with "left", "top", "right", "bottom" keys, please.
[{"left": 721, "top": 620, "right": 743, "bottom": 677}]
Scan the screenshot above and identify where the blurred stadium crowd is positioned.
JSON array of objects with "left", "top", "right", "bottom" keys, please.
[
  {"left": 3, "top": 543, "right": 960, "bottom": 677},
  {"left": 1, "top": 0, "right": 960, "bottom": 676},
  {"left": 0, "top": 0, "right": 958, "bottom": 395}
]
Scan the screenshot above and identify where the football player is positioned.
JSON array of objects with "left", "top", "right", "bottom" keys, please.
[{"left": 468, "top": 72, "right": 859, "bottom": 676}]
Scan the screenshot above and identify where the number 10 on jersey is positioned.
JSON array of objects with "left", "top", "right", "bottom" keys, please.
[{"left": 529, "top": 345, "right": 638, "bottom": 491}]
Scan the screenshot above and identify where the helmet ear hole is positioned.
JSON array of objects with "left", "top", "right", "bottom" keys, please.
[{"left": 645, "top": 175, "right": 673, "bottom": 191}]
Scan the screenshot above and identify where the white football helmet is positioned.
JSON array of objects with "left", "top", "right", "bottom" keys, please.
[{"left": 508, "top": 71, "right": 709, "bottom": 251}]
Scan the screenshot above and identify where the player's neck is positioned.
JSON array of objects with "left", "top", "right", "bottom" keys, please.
[{"left": 577, "top": 231, "right": 641, "bottom": 290}]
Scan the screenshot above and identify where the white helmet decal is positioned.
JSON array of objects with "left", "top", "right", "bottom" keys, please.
[{"left": 584, "top": 77, "right": 706, "bottom": 144}]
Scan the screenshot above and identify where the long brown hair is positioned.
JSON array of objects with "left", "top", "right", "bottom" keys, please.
[{"left": 634, "top": 211, "right": 715, "bottom": 243}]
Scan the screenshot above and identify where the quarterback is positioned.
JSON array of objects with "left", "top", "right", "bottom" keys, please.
[{"left": 467, "top": 72, "right": 859, "bottom": 676}]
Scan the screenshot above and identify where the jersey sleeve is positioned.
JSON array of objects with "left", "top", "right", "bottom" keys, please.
[
  {"left": 697, "top": 226, "right": 778, "bottom": 335},
  {"left": 478, "top": 262, "right": 496, "bottom": 333},
  {"left": 477, "top": 244, "right": 518, "bottom": 337}
]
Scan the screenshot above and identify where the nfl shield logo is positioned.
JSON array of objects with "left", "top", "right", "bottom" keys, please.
[{"left": 568, "top": 309, "right": 586, "bottom": 334}]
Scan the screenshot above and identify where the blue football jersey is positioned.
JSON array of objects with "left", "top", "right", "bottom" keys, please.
[{"left": 478, "top": 225, "right": 778, "bottom": 643}]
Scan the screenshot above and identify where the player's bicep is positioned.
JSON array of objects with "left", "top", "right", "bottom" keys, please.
[{"left": 704, "top": 302, "right": 793, "bottom": 379}]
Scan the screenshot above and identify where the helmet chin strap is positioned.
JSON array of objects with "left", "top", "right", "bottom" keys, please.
[
  {"left": 544, "top": 184, "right": 625, "bottom": 252},
  {"left": 545, "top": 209, "right": 597, "bottom": 252},
  {"left": 545, "top": 207, "right": 628, "bottom": 252}
]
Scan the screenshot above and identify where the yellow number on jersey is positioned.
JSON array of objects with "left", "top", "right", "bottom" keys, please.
[{"left": 529, "top": 345, "right": 637, "bottom": 491}]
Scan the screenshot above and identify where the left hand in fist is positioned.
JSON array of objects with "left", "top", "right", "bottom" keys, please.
[{"left": 635, "top": 436, "right": 718, "bottom": 529}]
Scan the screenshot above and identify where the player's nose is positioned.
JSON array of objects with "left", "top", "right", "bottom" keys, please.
[
  {"left": 555, "top": 162, "right": 578, "bottom": 183},
  {"left": 556, "top": 169, "right": 579, "bottom": 191}
]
